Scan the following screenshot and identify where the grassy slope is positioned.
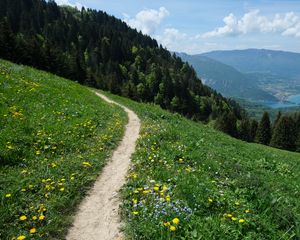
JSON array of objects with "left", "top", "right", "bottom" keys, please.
[
  {"left": 102, "top": 92, "right": 300, "bottom": 240},
  {"left": 0, "top": 60, "right": 127, "bottom": 240}
]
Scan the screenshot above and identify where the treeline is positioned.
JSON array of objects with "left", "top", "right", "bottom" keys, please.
[
  {"left": 217, "top": 111, "right": 300, "bottom": 152},
  {"left": 0, "top": 0, "right": 245, "bottom": 122}
]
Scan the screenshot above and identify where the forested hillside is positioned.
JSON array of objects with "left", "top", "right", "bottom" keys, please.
[{"left": 0, "top": 0, "right": 244, "bottom": 122}]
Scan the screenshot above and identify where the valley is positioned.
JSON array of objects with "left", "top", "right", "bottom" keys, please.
[{"left": 180, "top": 49, "right": 300, "bottom": 110}]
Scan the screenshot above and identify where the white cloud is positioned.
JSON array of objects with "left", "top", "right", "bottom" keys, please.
[
  {"left": 157, "top": 28, "right": 187, "bottom": 47},
  {"left": 282, "top": 22, "right": 300, "bottom": 37},
  {"left": 124, "top": 7, "right": 169, "bottom": 35},
  {"left": 54, "top": 0, "right": 84, "bottom": 9},
  {"left": 202, "top": 10, "right": 300, "bottom": 38}
]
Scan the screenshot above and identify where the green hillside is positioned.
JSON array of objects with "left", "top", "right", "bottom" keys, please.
[
  {"left": 103, "top": 92, "right": 300, "bottom": 240},
  {"left": 1, "top": 59, "right": 300, "bottom": 240},
  {"left": 0, "top": 0, "right": 244, "bottom": 123},
  {"left": 0, "top": 59, "right": 127, "bottom": 239}
]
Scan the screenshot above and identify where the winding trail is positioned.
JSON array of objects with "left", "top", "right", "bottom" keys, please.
[{"left": 67, "top": 92, "right": 140, "bottom": 240}]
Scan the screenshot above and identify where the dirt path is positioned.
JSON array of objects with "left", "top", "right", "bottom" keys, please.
[{"left": 66, "top": 92, "right": 140, "bottom": 240}]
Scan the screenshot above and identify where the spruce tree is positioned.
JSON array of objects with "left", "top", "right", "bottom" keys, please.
[
  {"left": 256, "top": 112, "right": 271, "bottom": 145},
  {"left": 238, "top": 119, "right": 251, "bottom": 141},
  {"left": 296, "top": 132, "right": 300, "bottom": 152},
  {"left": 273, "top": 111, "right": 282, "bottom": 128},
  {"left": 249, "top": 119, "right": 258, "bottom": 142},
  {"left": 215, "top": 112, "right": 237, "bottom": 137},
  {"left": 270, "top": 116, "right": 296, "bottom": 151}
]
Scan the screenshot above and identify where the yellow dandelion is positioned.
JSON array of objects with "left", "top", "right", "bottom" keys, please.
[
  {"left": 231, "top": 217, "right": 237, "bottom": 221},
  {"left": 172, "top": 218, "right": 180, "bottom": 225},
  {"left": 32, "top": 216, "right": 37, "bottom": 221},
  {"left": 82, "top": 161, "right": 92, "bottom": 167},
  {"left": 29, "top": 227, "right": 37, "bottom": 234},
  {"left": 169, "top": 226, "right": 176, "bottom": 231},
  {"left": 227, "top": 214, "right": 232, "bottom": 218},
  {"left": 132, "top": 199, "right": 138, "bottom": 204},
  {"left": 21, "top": 189, "right": 26, "bottom": 192},
  {"left": 19, "top": 215, "right": 27, "bottom": 221},
  {"left": 239, "top": 219, "right": 245, "bottom": 223},
  {"left": 163, "top": 221, "right": 171, "bottom": 227},
  {"left": 142, "top": 190, "right": 151, "bottom": 194},
  {"left": 5, "top": 193, "right": 12, "bottom": 198},
  {"left": 208, "top": 198, "right": 213, "bottom": 203},
  {"left": 153, "top": 186, "right": 159, "bottom": 191},
  {"left": 60, "top": 187, "right": 65, "bottom": 192},
  {"left": 6, "top": 145, "right": 14, "bottom": 150},
  {"left": 132, "top": 211, "right": 139, "bottom": 215},
  {"left": 17, "top": 236, "right": 26, "bottom": 240},
  {"left": 39, "top": 215, "right": 45, "bottom": 221},
  {"left": 245, "top": 209, "right": 250, "bottom": 213}
]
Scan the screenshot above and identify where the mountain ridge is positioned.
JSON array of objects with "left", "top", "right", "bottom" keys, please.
[
  {"left": 176, "top": 52, "right": 277, "bottom": 101},
  {"left": 201, "top": 48, "right": 300, "bottom": 77}
]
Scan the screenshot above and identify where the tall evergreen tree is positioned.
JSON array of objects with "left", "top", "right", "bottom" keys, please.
[
  {"left": 249, "top": 119, "right": 258, "bottom": 142},
  {"left": 256, "top": 112, "right": 271, "bottom": 145},
  {"left": 270, "top": 116, "right": 296, "bottom": 151},
  {"left": 274, "top": 111, "right": 282, "bottom": 128},
  {"left": 238, "top": 119, "right": 251, "bottom": 142},
  {"left": 215, "top": 112, "right": 237, "bottom": 137}
]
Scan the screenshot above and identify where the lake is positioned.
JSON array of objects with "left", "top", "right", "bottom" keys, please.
[{"left": 265, "top": 94, "right": 300, "bottom": 109}]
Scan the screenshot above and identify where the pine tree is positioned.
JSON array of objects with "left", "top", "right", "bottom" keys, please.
[
  {"left": 274, "top": 111, "right": 282, "bottom": 128},
  {"left": 215, "top": 112, "right": 237, "bottom": 137},
  {"left": 249, "top": 119, "right": 258, "bottom": 142},
  {"left": 238, "top": 119, "right": 251, "bottom": 141},
  {"left": 295, "top": 132, "right": 300, "bottom": 152},
  {"left": 270, "top": 116, "right": 296, "bottom": 151},
  {"left": 256, "top": 112, "right": 271, "bottom": 145}
]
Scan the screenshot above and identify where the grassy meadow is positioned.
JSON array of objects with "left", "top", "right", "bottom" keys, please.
[
  {"left": 1, "top": 58, "right": 300, "bottom": 240},
  {"left": 102, "top": 92, "right": 300, "bottom": 240},
  {"left": 0, "top": 60, "right": 127, "bottom": 240}
]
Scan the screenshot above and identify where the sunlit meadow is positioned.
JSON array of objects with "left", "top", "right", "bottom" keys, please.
[
  {"left": 104, "top": 92, "right": 300, "bottom": 240},
  {"left": 0, "top": 60, "right": 127, "bottom": 240}
]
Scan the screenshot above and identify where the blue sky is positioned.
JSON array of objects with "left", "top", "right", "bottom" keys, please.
[{"left": 55, "top": 0, "right": 300, "bottom": 54}]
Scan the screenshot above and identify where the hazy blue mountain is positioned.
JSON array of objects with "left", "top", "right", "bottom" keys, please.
[
  {"left": 176, "top": 52, "right": 277, "bottom": 101},
  {"left": 201, "top": 49, "right": 300, "bottom": 78}
]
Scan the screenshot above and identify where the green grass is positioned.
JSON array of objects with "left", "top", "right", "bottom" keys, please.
[
  {"left": 1, "top": 58, "right": 300, "bottom": 240},
  {"left": 0, "top": 60, "right": 127, "bottom": 240},
  {"left": 101, "top": 92, "right": 300, "bottom": 240}
]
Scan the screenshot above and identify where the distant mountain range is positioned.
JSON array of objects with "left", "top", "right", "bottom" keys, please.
[
  {"left": 201, "top": 49, "right": 300, "bottom": 78},
  {"left": 176, "top": 52, "right": 276, "bottom": 101},
  {"left": 177, "top": 49, "right": 300, "bottom": 103}
]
